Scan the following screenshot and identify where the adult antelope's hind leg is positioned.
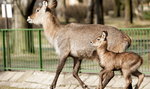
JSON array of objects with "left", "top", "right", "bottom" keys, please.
[
  {"left": 73, "top": 59, "right": 89, "bottom": 89},
  {"left": 50, "top": 54, "right": 68, "bottom": 89},
  {"left": 132, "top": 70, "right": 144, "bottom": 89}
]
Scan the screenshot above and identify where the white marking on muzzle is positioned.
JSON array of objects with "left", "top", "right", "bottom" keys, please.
[{"left": 27, "top": 16, "right": 33, "bottom": 23}]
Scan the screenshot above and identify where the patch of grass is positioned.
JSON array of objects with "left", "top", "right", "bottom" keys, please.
[{"left": 143, "top": 11, "right": 150, "bottom": 20}]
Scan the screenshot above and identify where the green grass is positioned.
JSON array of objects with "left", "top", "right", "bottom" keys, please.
[{"left": 143, "top": 11, "right": 150, "bottom": 20}]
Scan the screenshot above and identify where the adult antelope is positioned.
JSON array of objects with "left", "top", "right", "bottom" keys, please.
[
  {"left": 91, "top": 31, "right": 144, "bottom": 89},
  {"left": 27, "top": 0, "right": 131, "bottom": 89}
]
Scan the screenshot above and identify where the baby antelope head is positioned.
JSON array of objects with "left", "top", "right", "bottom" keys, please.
[{"left": 90, "top": 31, "right": 108, "bottom": 47}]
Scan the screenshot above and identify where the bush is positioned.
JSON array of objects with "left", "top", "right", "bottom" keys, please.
[{"left": 143, "top": 11, "right": 150, "bottom": 20}]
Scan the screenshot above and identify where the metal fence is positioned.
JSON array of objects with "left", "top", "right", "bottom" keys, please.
[{"left": 0, "top": 28, "right": 150, "bottom": 74}]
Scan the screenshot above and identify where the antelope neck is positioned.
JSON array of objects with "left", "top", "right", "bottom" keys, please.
[
  {"left": 97, "top": 43, "right": 108, "bottom": 56},
  {"left": 42, "top": 15, "right": 60, "bottom": 38}
]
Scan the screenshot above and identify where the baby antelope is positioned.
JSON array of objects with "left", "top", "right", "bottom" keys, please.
[{"left": 90, "top": 31, "right": 144, "bottom": 89}]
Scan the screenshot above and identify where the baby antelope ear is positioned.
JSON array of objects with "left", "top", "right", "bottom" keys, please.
[
  {"left": 102, "top": 31, "right": 107, "bottom": 39},
  {"left": 43, "top": 1, "right": 48, "bottom": 7}
]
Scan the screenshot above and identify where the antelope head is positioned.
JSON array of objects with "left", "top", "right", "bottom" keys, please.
[
  {"left": 90, "top": 31, "right": 108, "bottom": 47},
  {"left": 27, "top": 0, "right": 57, "bottom": 25}
]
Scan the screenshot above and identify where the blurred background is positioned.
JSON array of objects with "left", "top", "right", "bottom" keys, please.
[
  {"left": 0, "top": 0, "right": 150, "bottom": 89},
  {"left": 0, "top": 0, "right": 150, "bottom": 29},
  {"left": 0, "top": 0, "right": 150, "bottom": 74}
]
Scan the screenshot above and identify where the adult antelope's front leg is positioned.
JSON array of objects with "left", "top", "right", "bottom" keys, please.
[{"left": 50, "top": 54, "right": 68, "bottom": 89}]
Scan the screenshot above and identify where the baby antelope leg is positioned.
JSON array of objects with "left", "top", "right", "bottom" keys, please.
[
  {"left": 122, "top": 70, "right": 133, "bottom": 89},
  {"left": 102, "top": 71, "right": 114, "bottom": 88},
  {"left": 132, "top": 70, "right": 144, "bottom": 89},
  {"left": 98, "top": 69, "right": 111, "bottom": 89},
  {"left": 122, "top": 69, "right": 132, "bottom": 89}
]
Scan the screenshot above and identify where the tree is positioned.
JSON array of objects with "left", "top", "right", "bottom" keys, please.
[
  {"left": 78, "top": 0, "right": 83, "bottom": 3},
  {"left": 86, "top": 0, "right": 95, "bottom": 24},
  {"left": 125, "top": 0, "right": 133, "bottom": 24},
  {"left": 95, "top": 0, "right": 104, "bottom": 24},
  {"left": 114, "top": 0, "right": 121, "bottom": 17},
  {"left": 13, "top": 0, "right": 36, "bottom": 53},
  {"left": 56, "top": 0, "right": 66, "bottom": 20},
  {"left": 133, "top": 0, "right": 142, "bottom": 20}
]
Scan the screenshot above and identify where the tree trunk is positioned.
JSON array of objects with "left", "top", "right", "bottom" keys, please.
[
  {"left": 134, "top": 0, "right": 143, "bottom": 20},
  {"left": 114, "top": 0, "right": 121, "bottom": 17},
  {"left": 13, "top": 0, "right": 35, "bottom": 54},
  {"left": 86, "top": 0, "right": 95, "bottom": 24},
  {"left": 26, "top": 0, "right": 36, "bottom": 53},
  {"left": 56, "top": 0, "right": 66, "bottom": 21},
  {"left": 78, "top": 0, "right": 83, "bottom": 3},
  {"left": 95, "top": 0, "right": 104, "bottom": 24},
  {"left": 125, "top": 0, "right": 133, "bottom": 24},
  {"left": 5, "top": 0, "right": 12, "bottom": 70}
]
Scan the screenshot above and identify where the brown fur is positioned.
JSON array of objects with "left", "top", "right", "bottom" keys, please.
[
  {"left": 91, "top": 31, "right": 144, "bottom": 89},
  {"left": 27, "top": 1, "right": 131, "bottom": 89}
]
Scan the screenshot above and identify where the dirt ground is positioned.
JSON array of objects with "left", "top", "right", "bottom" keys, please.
[{"left": 0, "top": 86, "right": 32, "bottom": 89}]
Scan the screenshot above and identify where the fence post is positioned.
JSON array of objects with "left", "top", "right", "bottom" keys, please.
[
  {"left": 38, "top": 30, "right": 43, "bottom": 71},
  {"left": 2, "top": 31, "right": 7, "bottom": 71}
]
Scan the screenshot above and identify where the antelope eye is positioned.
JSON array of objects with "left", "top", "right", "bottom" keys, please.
[
  {"left": 97, "top": 38, "right": 100, "bottom": 41},
  {"left": 36, "top": 9, "right": 40, "bottom": 12}
]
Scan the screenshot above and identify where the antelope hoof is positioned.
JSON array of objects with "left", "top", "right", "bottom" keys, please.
[
  {"left": 50, "top": 84, "right": 56, "bottom": 89},
  {"left": 82, "top": 84, "right": 89, "bottom": 89},
  {"left": 96, "top": 86, "right": 103, "bottom": 89},
  {"left": 96, "top": 86, "right": 100, "bottom": 89}
]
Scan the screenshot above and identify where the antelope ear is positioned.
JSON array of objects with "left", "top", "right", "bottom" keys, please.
[
  {"left": 102, "top": 31, "right": 108, "bottom": 39},
  {"left": 42, "top": 1, "right": 48, "bottom": 7},
  {"left": 48, "top": 0, "right": 57, "bottom": 9}
]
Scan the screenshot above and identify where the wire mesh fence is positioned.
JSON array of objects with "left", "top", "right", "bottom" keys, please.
[
  {"left": 0, "top": 32, "right": 3, "bottom": 70},
  {"left": 121, "top": 28, "right": 150, "bottom": 74},
  {"left": 0, "top": 28, "right": 150, "bottom": 74}
]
